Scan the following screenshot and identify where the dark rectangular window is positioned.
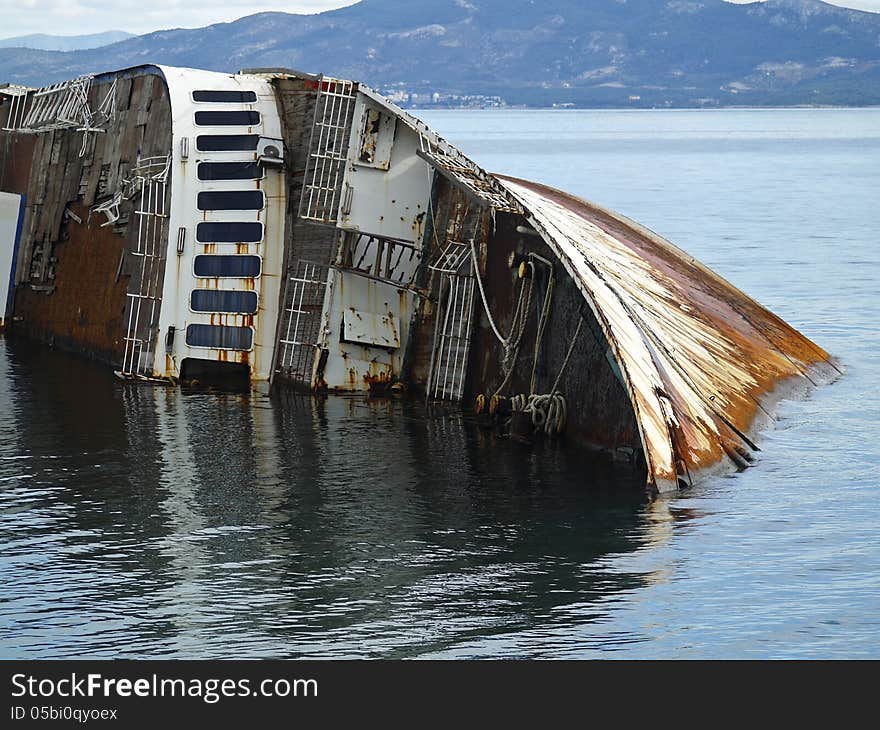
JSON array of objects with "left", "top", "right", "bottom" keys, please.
[
  {"left": 197, "top": 191, "right": 264, "bottom": 211},
  {"left": 197, "top": 162, "right": 262, "bottom": 181},
  {"left": 193, "top": 255, "right": 261, "bottom": 278},
  {"left": 196, "top": 134, "right": 259, "bottom": 152},
  {"left": 196, "top": 222, "right": 262, "bottom": 243},
  {"left": 186, "top": 324, "right": 253, "bottom": 350},
  {"left": 191, "top": 289, "right": 258, "bottom": 313},
  {"left": 193, "top": 90, "right": 257, "bottom": 103},
  {"left": 194, "top": 110, "right": 260, "bottom": 126}
]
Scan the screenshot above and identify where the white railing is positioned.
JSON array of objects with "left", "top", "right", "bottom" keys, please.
[{"left": 299, "top": 77, "right": 357, "bottom": 224}]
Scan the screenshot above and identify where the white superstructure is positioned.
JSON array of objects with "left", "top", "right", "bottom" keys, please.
[{"left": 154, "top": 67, "right": 286, "bottom": 381}]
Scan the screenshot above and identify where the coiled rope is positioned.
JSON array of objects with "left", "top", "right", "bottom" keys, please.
[{"left": 510, "top": 392, "right": 568, "bottom": 435}]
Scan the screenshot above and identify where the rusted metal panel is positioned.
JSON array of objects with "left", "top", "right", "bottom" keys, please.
[
  {"left": 342, "top": 309, "right": 400, "bottom": 349},
  {"left": 337, "top": 93, "right": 431, "bottom": 244},
  {"left": 357, "top": 84, "right": 521, "bottom": 214},
  {"left": 497, "top": 175, "right": 838, "bottom": 491},
  {"left": 12, "top": 200, "right": 131, "bottom": 362}
]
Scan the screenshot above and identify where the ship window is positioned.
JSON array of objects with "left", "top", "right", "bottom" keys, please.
[
  {"left": 197, "top": 162, "right": 262, "bottom": 180},
  {"left": 190, "top": 289, "right": 258, "bottom": 313},
  {"left": 196, "top": 222, "right": 263, "bottom": 243},
  {"left": 193, "top": 90, "right": 257, "bottom": 103},
  {"left": 186, "top": 324, "right": 253, "bottom": 350},
  {"left": 194, "top": 110, "right": 260, "bottom": 126},
  {"left": 196, "top": 134, "right": 260, "bottom": 152},
  {"left": 193, "top": 255, "right": 261, "bottom": 278},
  {"left": 197, "top": 191, "right": 264, "bottom": 211}
]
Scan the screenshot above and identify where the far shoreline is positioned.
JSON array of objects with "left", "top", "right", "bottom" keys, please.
[{"left": 411, "top": 105, "right": 880, "bottom": 111}]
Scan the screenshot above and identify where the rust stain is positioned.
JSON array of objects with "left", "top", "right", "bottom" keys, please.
[
  {"left": 13, "top": 200, "right": 131, "bottom": 363},
  {"left": 363, "top": 368, "right": 394, "bottom": 393}
]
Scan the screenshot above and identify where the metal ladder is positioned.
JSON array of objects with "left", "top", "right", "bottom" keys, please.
[
  {"left": 275, "top": 259, "right": 330, "bottom": 385},
  {"left": 427, "top": 244, "right": 476, "bottom": 401},
  {"left": 119, "top": 157, "right": 170, "bottom": 378},
  {"left": 298, "top": 77, "right": 357, "bottom": 224}
]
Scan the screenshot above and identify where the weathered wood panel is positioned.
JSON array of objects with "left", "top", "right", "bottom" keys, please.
[{"left": 0, "top": 70, "right": 173, "bottom": 365}]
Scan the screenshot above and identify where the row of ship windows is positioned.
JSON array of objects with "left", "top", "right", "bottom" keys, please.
[{"left": 192, "top": 96, "right": 261, "bottom": 334}]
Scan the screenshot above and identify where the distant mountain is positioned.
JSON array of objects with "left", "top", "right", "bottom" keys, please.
[
  {"left": 1, "top": 1, "right": 879, "bottom": 107},
  {"left": 0, "top": 31, "right": 134, "bottom": 52}
]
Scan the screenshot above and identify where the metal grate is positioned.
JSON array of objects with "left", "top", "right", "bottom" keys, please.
[
  {"left": 4, "top": 76, "right": 117, "bottom": 158},
  {"left": 340, "top": 232, "right": 422, "bottom": 286},
  {"left": 417, "top": 133, "right": 520, "bottom": 213},
  {"left": 276, "top": 259, "right": 330, "bottom": 384},
  {"left": 427, "top": 253, "right": 476, "bottom": 401},
  {"left": 298, "top": 77, "right": 357, "bottom": 224},
  {"left": 118, "top": 156, "right": 170, "bottom": 378}
]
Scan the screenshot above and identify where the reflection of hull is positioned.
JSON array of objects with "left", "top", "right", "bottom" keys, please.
[{"left": 0, "top": 65, "right": 838, "bottom": 491}]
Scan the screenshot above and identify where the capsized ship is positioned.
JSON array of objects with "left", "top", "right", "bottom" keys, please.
[{"left": 0, "top": 65, "right": 839, "bottom": 492}]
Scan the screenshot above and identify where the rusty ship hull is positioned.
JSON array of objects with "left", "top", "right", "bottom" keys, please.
[{"left": 0, "top": 65, "right": 838, "bottom": 492}]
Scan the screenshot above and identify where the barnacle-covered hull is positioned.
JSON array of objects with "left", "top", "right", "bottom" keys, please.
[{"left": 0, "top": 64, "right": 837, "bottom": 491}]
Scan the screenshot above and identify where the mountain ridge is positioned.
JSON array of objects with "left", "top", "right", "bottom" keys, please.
[
  {"left": 2, "top": 0, "right": 879, "bottom": 107},
  {"left": 0, "top": 31, "right": 134, "bottom": 52}
]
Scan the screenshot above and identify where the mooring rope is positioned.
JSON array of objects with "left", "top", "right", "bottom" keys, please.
[
  {"left": 510, "top": 393, "right": 568, "bottom": 435},
  {"left": 529, "top": 265, "right": 555, "bottom": 396},
  {"left": 550, "top": 318, "right": 583, "bottom": 394},
  {"left": 507, "top": 316, "right": 584, "bottom": 435}
]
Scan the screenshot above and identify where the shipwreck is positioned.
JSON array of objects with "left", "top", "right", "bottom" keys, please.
[{"left": 0, "top": 65, "right": 839, "bottom": 492}]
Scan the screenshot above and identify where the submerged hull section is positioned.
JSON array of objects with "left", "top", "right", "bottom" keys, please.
[
  {"left": 498, "top": 176, "right": 839, "bottom": 491},
  {"left": 0, "top": 64, "right": 838, "bottom": 492}
]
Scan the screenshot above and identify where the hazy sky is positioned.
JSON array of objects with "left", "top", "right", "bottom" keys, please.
[{"left": 1, "top": 0, "right": 878, "bottom": 40}]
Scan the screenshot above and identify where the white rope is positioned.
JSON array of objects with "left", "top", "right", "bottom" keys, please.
[
  {"left": 469, "top": 238, "right": 506, "bottom": 344},
  {"left": 550, "top": 318, "right": 583, "bottom": 394},
  {"left": 491, "top": 262, "right": 533, "bottom": 398}
]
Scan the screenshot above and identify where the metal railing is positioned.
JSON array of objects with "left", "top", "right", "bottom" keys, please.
[
  {"left": 298, "top": 77, "right": 357, "bottom": 224},
  {"left": 338, "top": 232, "right": 422, "bottom": 287}
]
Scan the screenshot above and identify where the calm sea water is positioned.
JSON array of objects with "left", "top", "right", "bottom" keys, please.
[{"left": 1, "top": 109, "right": 878, "bottom": 658}]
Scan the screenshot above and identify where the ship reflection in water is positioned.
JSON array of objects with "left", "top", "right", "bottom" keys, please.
[{"left": 0, "top": 337, "right": 682, "bottom": 658}]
